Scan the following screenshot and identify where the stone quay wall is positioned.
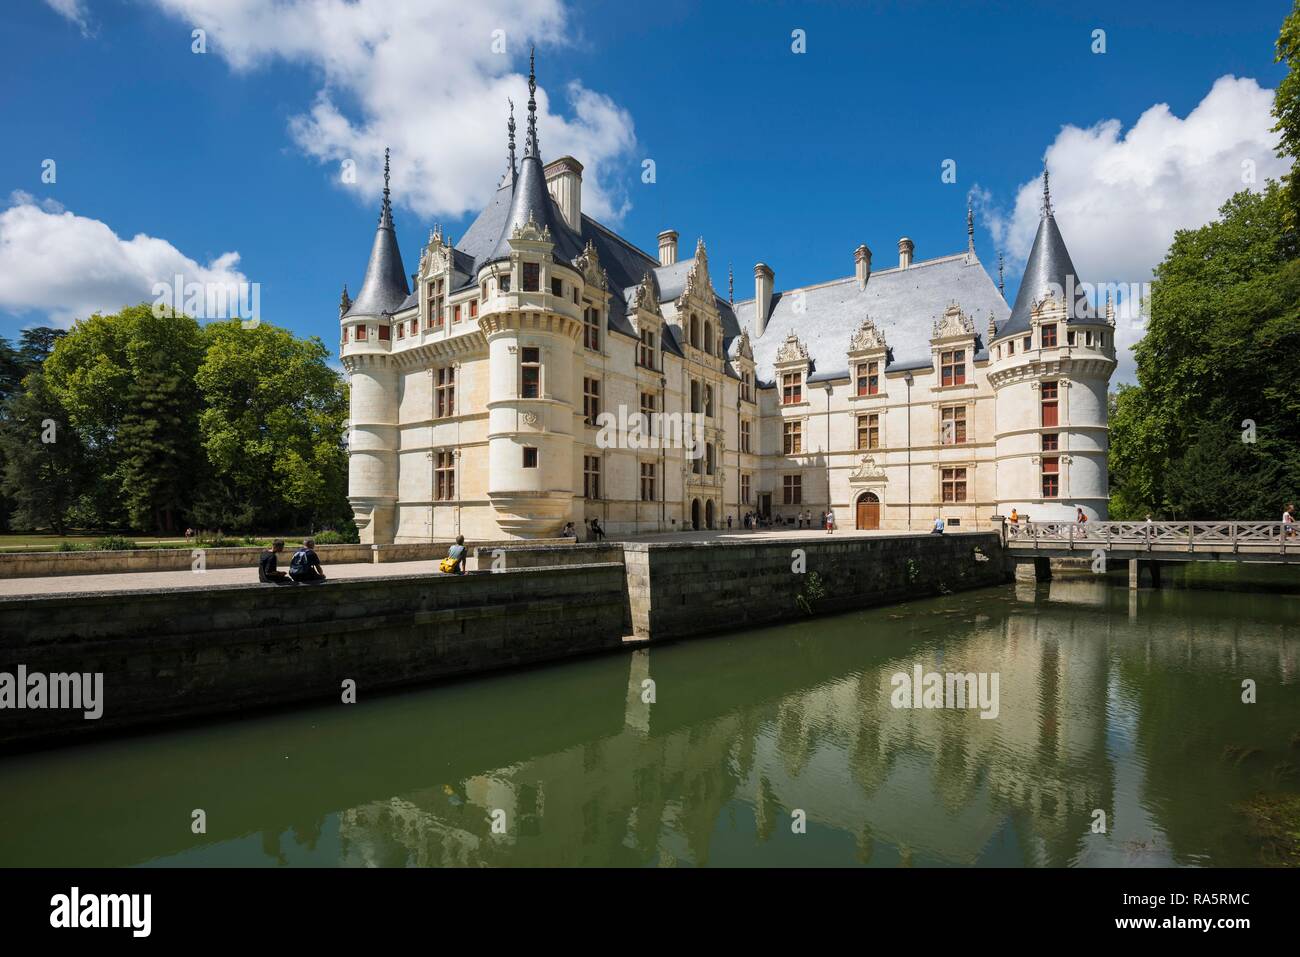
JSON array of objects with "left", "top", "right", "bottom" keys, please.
[
  {"left": 0, "top": 562, "right": 629, "bottom": 749},
  {"left": 622, "top": 532, "right": 1007, "bottom": 640}
]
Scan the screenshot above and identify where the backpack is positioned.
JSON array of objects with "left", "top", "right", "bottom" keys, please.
[
  {"left": 439, "top": 556, "right": 460, "bottom": 573},
  {"left": 289, "top": 549, "right": 311, "bottom": 575}
]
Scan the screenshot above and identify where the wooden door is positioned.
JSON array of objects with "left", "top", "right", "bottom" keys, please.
[{"left": 856, "top": 494, "right": 880, "bottom": 530}]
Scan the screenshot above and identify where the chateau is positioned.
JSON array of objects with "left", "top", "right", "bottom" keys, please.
[{"left": 339, "top": 58, "right": 1116, "bottom": 543}]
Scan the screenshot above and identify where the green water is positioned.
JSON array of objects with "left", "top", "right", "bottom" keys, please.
[{"left": 1, "top": 579, "right": 1297, "bottom": 867}]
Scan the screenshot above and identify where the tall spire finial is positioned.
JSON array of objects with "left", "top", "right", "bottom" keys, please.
[
  {"left": 998, "top": 252, "right": 1005, "bottom": 297},
  {"left": 380, "top": 147, "right": 393, "bottom": 228},
  {"left": 966, "top": 198, "right": 975, "bottom": 254},
  {"left": 507, "top": 98, "right": 517, "bottom": 182},
  {"left": 525, "top": 46, "right": 539, "bottom": 158},
  {"left": 728, "top": 262, "right": 734, "bottom": 304},
  {"left": 1041, "top": 165, "right": 1053, "bottom": 218}
]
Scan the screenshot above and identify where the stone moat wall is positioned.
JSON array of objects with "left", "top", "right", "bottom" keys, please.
[{"left": 0, "top": 533, "right": 1008, "bottom": 749}]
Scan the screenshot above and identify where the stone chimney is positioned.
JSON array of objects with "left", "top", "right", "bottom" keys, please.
[
  {"left": 855, "top": 245, "right": 872, "bottom": 289},
  {"left": 754, "top": 263, "right": 774, "bottom": 336},
  {"left": 657, "top": 229, "right": 678, "bottom": 266},
  {"left": 543, "top": 156, "right": 583, "bottom": 232},
  {"left": 898, "top": 237, "right": 914, "bottom": 269}
]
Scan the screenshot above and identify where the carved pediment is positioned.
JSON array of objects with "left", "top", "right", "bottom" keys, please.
[
  {"left": 419, "top": 226, "right": 450, "bottom": 278},
  {"left": 628, "top": 272, "right": 660, "bottom": 315},
  {"left": 573, "top": 240, "right": 608, "bottom": 292},
  {"left": 732, "top": 327, "right": 754, "bottom": 361},
  {"left": 680, "top": 238, "right": 712, "bottom": 304},
  {"left": 849, "top": 316, "right": 887, "bottom": 353},
  {"left": 932, "top": 301, "right": 975, "bottom": 341},
  {"left": 849, "top": 454, "right": 887, "bottom": 483},
  {"left": 510, "top": 211, "right": 552, "bottom": 245},
  {"left": 775, "top": 333, "right": 809, "bottom": 365}
]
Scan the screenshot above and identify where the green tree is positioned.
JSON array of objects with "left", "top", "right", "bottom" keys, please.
[
  {"left": 0, "top": 372, "right": 87, "bottom": 534},
  {"left": 1274, "top": 0, "right": 1300, "bottom": 230},
  {"left": 0, "top": 328, "right": 67, "bottom": 532},
  {"left": 43, "top": 304, "right": 204, "bottom": 532},
  {"left": 1109, "top": 183, "right": 1300, "bottom": 518},
  {"left": 195, "top": 319, "right": 350, "bottom": 530}
]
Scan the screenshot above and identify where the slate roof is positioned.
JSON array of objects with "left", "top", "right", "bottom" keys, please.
[
  {"left": 1001, "top": 212, "right": 1081, "bottom": 338},
  {"left": 731, "top": 253, "right": 1009, "bottom": 384},
  {"left": 344, "top": 202, "right": 410, "bottom": 318}
]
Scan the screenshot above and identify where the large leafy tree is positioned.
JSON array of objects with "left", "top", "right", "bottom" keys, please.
[
  {"left": 1274, "top": 0, "right": 1300, "bottom": 230},
  {"left": 42, "top": 304, "right": 204, "bottom": 533},
  {"left": 0, "top": 371, "right": 88, "bottom": 535},
  {"left": 0, "top": 329, "right": 66, "bottom": 532},
  {"left": 195, "top": 319, "right": 350, "bottom": 531},
  {"left": 1109, "top": 183, "right": 1300, "bottom": 518}
]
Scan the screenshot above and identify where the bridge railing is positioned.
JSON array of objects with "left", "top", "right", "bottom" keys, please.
[{"left": 1005, "top": 520, "right": 1296, "bottom": 553}]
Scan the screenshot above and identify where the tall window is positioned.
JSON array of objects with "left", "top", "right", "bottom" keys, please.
[
  {"left": 640, "top": 391, "right": 657, "bottom": 437},
  {"left": 435, "top": 367, "right": 456, "bottom": 419},
  {"left": 452, "top": 304, "right": 461, "bottom": 324},
  {"left": 941, "top": 349, "right": 966, "bottom": 386},
  {"left": 551, "top": 277, "right": 563, "bottom": 297},
  {"left": 638, "top": 329, "right": 656, "bottom": 369},
  {"left": 740, "top": 472, "right": 751, "bottom": 505},
  {"left": 434, "top": 451, "right": 455, "bottom": 501},
  {"left": 396, "top": 322, "right": 405, "bottom": 340},
  {"left": 640, "top": 462, "right": 656, "bottom": 501},
  {"left": 690, "top": 380, "right": 702, "bottom": 414},
  {"left": 941, "top": 467, "right": 967, "bottom": 503},
  {"left": 704, "top": 384, "right": 714, "bottom": 418},
  {"left": 706, "top": 443, "right": 715, "bottom": 475},
  {"left": 583, "top": 455, "right": 601, "bottom": 499},
  {"left": 1041, "top": 456, "right": 1059, "bottom": 497},
  {"left": 783, "top": 474, "right": 802, "bottom": 505},
  {"left": 781, "top": 372, "right": 802, "bottom": 405},
  {"left": 521, "top": 347, "right": 541, "bottom": 399},
  {"left": 378, "top": 325, "right": 390, "bottom": 341},
  {"left": 583, "top": 377, "right": 601, "bottom": 426},
  {"left": 857, "top": 413, "right": 880, "bottom": 450},
  {"left": 703, "top": 321, "right": 714, "bottom": 356},
  {"left": 583, "top": 307, "right": 601, "bottom": 351},
  {"left": 1022, "top": 335, "right": 1031, "bottom": 351},
  {"left": 783, "top": 420, "right": 802, "bottom": 455},
  {"left": 355, "top": 325, "right": 367, "bottom": 341},
  {"left": 1041, "top": 381, "right": 1059, "bottom": 427},
  {"left": 689, "top": 314, "right": 701, "bottom": 349},
  {"left": 857, "top": 361, "right": 880, "bottom": 396},
  {"left": 741, "top": 371, "right": 752, "bottom": 402},
  {"left": 522, "top": 262, "right": 540, "bottom": 292},
  {"left": 469, "top": 299, "right": 478, "bottom": 319},
  {"left": 523, "top": 446, "right": 538, "bottom": 468},
  {"left": 740, "top": 418, "right": 751, "bottom": 453},
  {"left": 1041, "top": 323, "right": 1057, "bottom": 348},
  {"left": 940, "top": 405, "right": 966, "bottom": 445}
]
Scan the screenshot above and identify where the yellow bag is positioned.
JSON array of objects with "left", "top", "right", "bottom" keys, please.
[{"left": 439, "top": 556, "right": 460, "bottom": 573}]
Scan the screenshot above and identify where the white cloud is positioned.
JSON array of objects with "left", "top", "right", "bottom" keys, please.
[
  {"left": 42, "top": 0, "right": 91, "bottom": 35},
  {"left": 981, "top": 75, "right": 1288, "bottom": 384},
  {"left": 0, "top": 194, "right": 247, "bottom": 326},
  {"left": 146, "top": 0, "right": 638, "bottom": 223}
]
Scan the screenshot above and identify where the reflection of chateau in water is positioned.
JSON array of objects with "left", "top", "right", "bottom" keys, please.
[{"left": 338, "top": 597, "right": 1133, "bottom": 867}]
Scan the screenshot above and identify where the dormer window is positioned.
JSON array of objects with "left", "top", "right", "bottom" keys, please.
[
  {"left": 781, "top": 372, "right": 802, "bottom": 405},
  {"left": 583, "top": 307, "right": 601, "bottom": 351},
  {"left": 638, "top": 328, "right": 656, "bottom": 369},
  {"left": 689, "top": 314, "right": 701, "bottom": 350},
  {"left": 703, "top": 320, "right": 714, "bottom": 356},
  {"left": 856, "top": 361, "right": 880, "bottom": 396},
  {"left": 1041, "top": 323, "right": 1057, "bottom": 348},
  {"left": 522, "top": 262, "right": 540, "bottom": 292},
  {"left": 940, "top": 349, "right": 966, "bottom": 386}
]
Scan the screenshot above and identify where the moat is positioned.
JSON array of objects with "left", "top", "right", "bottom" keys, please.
[{"left": 0, "top": 578, "right": 1296, "bottom": 867}]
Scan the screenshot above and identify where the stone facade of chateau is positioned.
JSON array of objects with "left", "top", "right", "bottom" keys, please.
[{"left": 339, "top": 61, "right": 1116, "bottom": 543}]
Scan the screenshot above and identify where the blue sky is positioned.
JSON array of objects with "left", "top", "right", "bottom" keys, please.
[{"left": 1, "top": 0, "right": 1292, "bottom": 382}]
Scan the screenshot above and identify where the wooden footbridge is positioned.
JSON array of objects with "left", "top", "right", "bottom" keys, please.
[{"left": 1004, "top": 521, "right": 1298, "bottom": 586}]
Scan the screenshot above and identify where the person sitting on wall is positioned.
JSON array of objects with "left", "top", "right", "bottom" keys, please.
[
  {"left": 560, "top": 522, "right": 577, "bottom": 540},
  {"left": 288, "top": 539, "right": 326, "bottom": 583},
  {"left": 440, "top": 535, "right": 468, "bottom": 575},
  {"left": 931, "top": 517, "right": 946, "bottom": 535},
  {"left": 259, "top": 539, "right": 291, "bottom": 584},
  {"left": 1009, "top": 508, "right": 1019, "bottom": 524}
]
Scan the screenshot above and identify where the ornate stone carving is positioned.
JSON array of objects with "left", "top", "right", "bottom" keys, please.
[
  {"left": 522, "top": 411, "right": 539, "bottom": 427},
  {"left": 511, "top": 211, "right": 551, "bottom": 244},
  {"left": 572, "top": 240, "right": 608, "bottom": 291},
  {"left": 849, "top": 454, "right": 887, "bottom": 483},
  {"left": 775, "top": 333, "right": 808, "bottom": 365},
  {"left": 849, "top": 316, "right": 887, "bottom": 353},
  {"left": 732, "top": 327, "right": 753, "bottom": 361},
  {"left": 932, "top": 301, "right": 975, "bottom": 340},
  {"left": 628, "top": 272, "right": 660, "bottom": 314}
]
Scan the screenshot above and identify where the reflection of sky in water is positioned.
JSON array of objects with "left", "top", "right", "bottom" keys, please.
[{"left": 0, "top": 581, "right": 1296, "bottom": 867}]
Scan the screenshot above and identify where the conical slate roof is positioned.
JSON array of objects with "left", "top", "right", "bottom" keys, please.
[
  {"left": 345, "top": 154, "right": 409, "bottom": 318},
  {"left": 487, "top": 152, "right": 581, "bottom": 263},
  {"left": 1001, "top": 212, "right": 1080, "bottom": 337}
]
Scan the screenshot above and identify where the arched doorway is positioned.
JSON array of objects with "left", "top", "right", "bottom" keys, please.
[
  {"left": 705, "top": 499, "right": 715, "bottom": 530},
  {"left": 856, "top": 491, "right": 881, "bottom": 530},
  {"left": 691, "top": 498, "right": 701, "bottom": 531}
]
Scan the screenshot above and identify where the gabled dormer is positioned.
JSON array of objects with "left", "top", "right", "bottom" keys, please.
[
  {"left": 930, "top": 302, "right": 976, "bottom": 389},
  {"left": 848, "top": 315, "right": 888, "bottom": 400},
  {"left": 774, "top": 332, "right": 810, "bottom": 408}
]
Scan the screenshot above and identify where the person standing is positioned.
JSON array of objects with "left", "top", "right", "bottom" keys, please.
[
  {"left": 825, "top": 509, "right": 835, "bottom": 534},
  {"left": 1284, "top": 503, "right": 1297, "bottom": 539}
]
